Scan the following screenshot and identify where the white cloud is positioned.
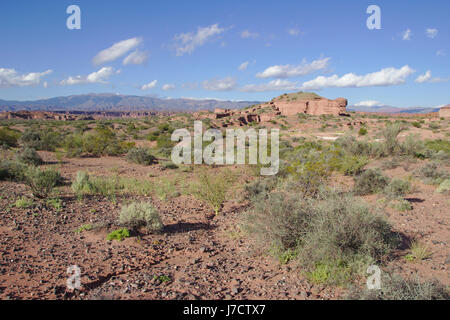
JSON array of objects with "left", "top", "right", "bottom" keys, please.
[
  {"left": 92, "top": 37, "right": 142, "bottom": 65},
  {"left": 123, "top": 50, "right": 149, "bottom": 65},
  {"left": 141, "top": 80, "right": 157, "bottom": 90},
  {"left": 0, "top": 68, "right": 52, "bottom": 88},
  {"left": 174, "top": 24, "right": 225, "bottom": 56},
  {"left": 288, "top": 28, "right": 300, "bottom": 36},
  {"left": 426, "top": 28, "right": 438, "bottom": 39},
  {"left": 300, "top": 65, "right": 415, "bottom": 90},
  {"left": 402, "top": 29, "right": 412, "bottom": 40},
  {"left": 240, "top": 79, "right": 299, "bottom": 92},
  {"left": 256, "top": 57, "right": 330, "bottom": 79},
  {"left": 60, "top": 67, "right": 115, "bottom": 85},
  {"left": 436, "top": 50, "right": 446, "bottom": 56},
  {"left": 238, "top": 61, "right": 249, "bottom": 71},
  {"left": 415, "top": 70, "right": 450, "bottom": 83},
  {"left": 354, "top": 100, "right": 385, "bottom": 107},
  {"left": 162, "top": 83, "right": 176, "bottom": 90},
  {"left": 241, "top": 30, "right": 259, "bottom": 39},
  {"left": 202, "top": 77, "right": 236, "bottom": 91}
]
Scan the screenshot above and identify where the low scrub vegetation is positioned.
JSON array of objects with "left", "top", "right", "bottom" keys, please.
[
  {"left": 243, "top": 190, "right": 399, "bottom": 285},
  {"left": 119, "top": 201, "right": 163, "bottom": 233},
  {"left": 347, "top": 274, "right": 448, "bottom": 300},
  {"left": 126, "top": 147, "right": 156, "bottom": 165}
]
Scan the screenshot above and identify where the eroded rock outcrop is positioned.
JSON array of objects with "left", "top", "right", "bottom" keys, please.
[
  {"left": 439, "top": 105, "right": 450, "bottom": 118},
  {"left": 273, "top": 96, "right": 348, "bottom": 116}
]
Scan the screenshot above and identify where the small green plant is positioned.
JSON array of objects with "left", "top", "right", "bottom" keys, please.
[
  {"left": 106, "top": 228, "right": 130, "bottom": 241},
  {"left": 119, "top": 201, "right": 163, "bottom": 233},
  {"left": 46, "top": 198, "right": 63, "bottom": 211},
  {"left": 153, "top": 275, "right": 171, "bottom": 283},
  {"left": 15, "top": 196, "right": 33, "bottom": 209},
  {"left": 74, "top": 224, "right": 93, "bottom": 233}
]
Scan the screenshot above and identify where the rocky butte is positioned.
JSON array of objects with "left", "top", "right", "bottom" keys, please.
[{"left": 205, "top": 91, "right": 349, "bottom": 126}]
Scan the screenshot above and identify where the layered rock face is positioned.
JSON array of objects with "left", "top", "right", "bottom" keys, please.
[
  {"left": 439, "top": 105, "right": 450, "bottom": 118},
  {"left": 273, "top": 97, "right": 348, "bottom": 116}
]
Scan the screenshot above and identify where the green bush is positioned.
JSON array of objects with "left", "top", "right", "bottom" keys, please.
[
  {"left": 0, "top": 127, "right": 19, "bottom": 148},
  {"left": 15, "top": 147, "right": 43, "bottom": 166},
  {"left": 19, "top": 128, "right": 62, "bottom": 151},
  {"left": 347, "top": 274, "right": 449, "bottom": 300},
  {"left": 119, "top": 201, "right": 163, "bottom": 233},
  {"left": 64, "top": 127, "right": 134, "bottom": 157},
  {"left": 71, "top": 171, "right": 95, "bottom": 199},
  {"left": 354, "top": 169, "right": 390, "bottom": 195},
  {"left": 358, "top": 127, "right": 368, "bottom": 136},
  {"left": 0, "top": 160, "right": 27, "bottom": 181},
  {"left": 126, "top": 147, "right": 156, "bottom": 165},
  {"left": 25, "top": 167, "right": 61, "bottom": 198},
  {"left": 106, "top": 228, "right": 130, "bottom": 241}
]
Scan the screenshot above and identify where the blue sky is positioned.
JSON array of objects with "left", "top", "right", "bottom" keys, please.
[{"left": 0, "top": 0, "right": 449, "bottom": 108}]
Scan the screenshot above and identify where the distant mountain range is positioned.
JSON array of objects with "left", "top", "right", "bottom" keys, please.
[
  {"left": 0, "top": 93, "right": 444, "bottom": 114},
  {"left": 348, "top": 105, "right": 441, "bottom": 114},
  {"left": 0, "top": 93, "right": 261, "bottom": 112}
]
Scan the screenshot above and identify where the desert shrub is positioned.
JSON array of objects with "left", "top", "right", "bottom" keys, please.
[
  {"left": 71, "top": 171, "right": 95, "bottom": 199},
  {"left": 353, "top": 169, "right": 390, "bottom": 195},
  {"left": 161, "top": 161, "right": 179, "bottom": 170},
  {"left": 243, "top": 191, "right": 398, "bottom": 284},
  {"left": 382, "top": 123, "right": 405, "bottom": 155},
  {"left": 347, "top": 274, "right": 449, "bottom": 300},
  {"left": 0, "top": 160, "right": 27, "bottom": 181},
  {"left": 335, "top": 135, "right": 372, "bottom": 157},
  {"left": 405, "top": 241, "right": 432, "bottom": 261},
  {"left": 436, "top": 179, "right": 450, "bottom": 194},
  {"left": 119, "top": 201, "right": 163, "bottom": 233},
  {"left": 339, "top": 155, "right": 368, "bottom": 176},
  {"left": 15, "top": 147, "right": 43, "bottom": 166},
  {"left": 242, "top": 192, "right": 311, "bottom": 253},
  {"left": 411, "top": 121, "right": 421, "bottom": 128},
  {"left": 415, "top": 162, "right": 449, "bottom": 185},
  {"left": 106, "top": 228, "right": 130, "bottom": 241},
  {"left": 425, "top": 139, "right": 450, "bottom": 154},
  {"left": 0, "top": 127, "right": 19, "bottom": 148},
  {"left": 192, "top": 169, "right": 236, "bottom": 215},
  {"left": 25, "top": 167, "right": 61, "bottom": 198},
  {"left": 383, "top": 178, "right": 411, "bottom": 199},
  {"left": 401, "top": 135, "right": 427, "bottom": 158},
  {"left": 286, "top": 148, "right": 340, "bottom": 197},
  {"left": 389, "top": 199, "right": 413, "bottom": 211},
  {"left": 244, "top": 177, "right": 277, "bottom": 201},
  {"left": 358, "top": 127, "right": 368, "bottom": 136},
  {"left": 126, "top": 147, "right": 156, "bottom": 165},
  {"left": 64, "top": 127, "right": 133, "bottom": 157},
  {"left": 19, "top": 129, "right": 41, "bottom": 149},
  {"left": 381, "top": 157, "right": 400, "bottom": 170}
]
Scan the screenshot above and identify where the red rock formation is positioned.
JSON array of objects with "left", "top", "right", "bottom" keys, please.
[
  {"left": 439, "top": 105, "right": 450, "bottom": 118},
  {"left": 274, "top": 97, "right": 348, "bottom": 116}
]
